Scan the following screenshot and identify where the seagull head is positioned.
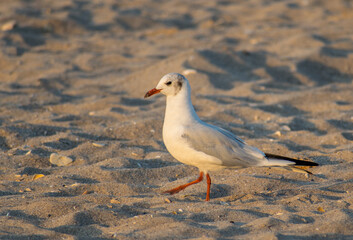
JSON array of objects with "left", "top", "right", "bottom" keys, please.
[{"left": 144, "top": 73, "right": 187, "bottom": 98}]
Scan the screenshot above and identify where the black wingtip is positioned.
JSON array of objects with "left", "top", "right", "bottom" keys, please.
[{"left": 265, "top": 153, "right": 319, "bottom": 166}]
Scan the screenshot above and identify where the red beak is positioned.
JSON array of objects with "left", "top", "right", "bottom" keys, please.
[{"left": 144, "top": 88, "right": 161, "bottom": 98}]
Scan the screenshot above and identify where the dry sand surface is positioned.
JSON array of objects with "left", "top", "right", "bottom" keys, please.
[{"left": 0, "top": 0, "right": 353, "bottom": 239}]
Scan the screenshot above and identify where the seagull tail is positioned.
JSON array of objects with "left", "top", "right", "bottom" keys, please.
[{"left": 264, "top": 153, "right": 319, "bottom": 174}]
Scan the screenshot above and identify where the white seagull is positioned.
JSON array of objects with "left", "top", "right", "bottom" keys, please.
[{"left": 144, "top": 73, "right": 318, "bottom": 201}]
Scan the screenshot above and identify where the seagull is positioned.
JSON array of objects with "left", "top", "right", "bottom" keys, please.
[{"left": 144, "top": 73, "right": 318, "bottom": 201}]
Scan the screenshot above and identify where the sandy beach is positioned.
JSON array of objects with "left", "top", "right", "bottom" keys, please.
[{"left": 0, "top": 0, "right": 352, "bottom": 239}]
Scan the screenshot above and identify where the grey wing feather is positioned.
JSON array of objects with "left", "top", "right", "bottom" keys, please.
[{"left": 182, "top": 123, "right": 266, "bottom": 167}]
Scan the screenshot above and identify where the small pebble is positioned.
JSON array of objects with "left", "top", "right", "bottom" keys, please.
[
  {"left": 219, "top": 201, "right": 229, "bottom": 206},
  {"left": 32, "top": 174, "right": 45, "bottom": 181},
  {"left": 317, "top": 206, "right": 325, "bottom": 213},
  {"left": 92, "top": 142, "right": 106, "bottom": 147},
  {"left": 110, "top": 199, "right": 120, "bottom": 204},
  {"left": 182, "top": 69, "right": 197, "bottom": 76},
  {"left": 280, "top": 125, "right": 291, "bottom": 131},
  {"left": 274, "top": 131, "right": 281, "bottom": 137},
  {"left": 1, "top": 20, "right": 16, "bottom": 31},
  {"left": 49, "top": 153, "right": 73, "bottom": 166}
]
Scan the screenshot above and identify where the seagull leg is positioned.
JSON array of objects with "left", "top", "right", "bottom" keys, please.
[
  {"left": 206, "top": 173, "right": 211, "bottom": 201},
  {"left": 164, "top": 172, "right": 204, "bottom": 195}
]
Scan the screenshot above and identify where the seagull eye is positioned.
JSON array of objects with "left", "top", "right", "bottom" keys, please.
[{"left": 165, "top": 81, "right": 172, "bottom": 86}]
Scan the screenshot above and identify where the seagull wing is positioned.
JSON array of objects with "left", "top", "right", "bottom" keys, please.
[{"left": 181, "top": 122, "right": 267, "bottom": 168}]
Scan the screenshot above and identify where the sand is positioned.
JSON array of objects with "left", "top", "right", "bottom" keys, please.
[{"left": 0, "top": 0, "right": 352, "bottom": 239}]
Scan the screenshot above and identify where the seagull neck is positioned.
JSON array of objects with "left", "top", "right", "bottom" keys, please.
[{"left": 165, "top": 89, "right": 200, "bottom": 125}]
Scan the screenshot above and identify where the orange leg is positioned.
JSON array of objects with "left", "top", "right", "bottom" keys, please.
[
  {"left": 164, "top": 172, "right": 204, "bottom": 195},
  {"left": 206, "top": 173, "right": 211, "bottom": 201}
]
